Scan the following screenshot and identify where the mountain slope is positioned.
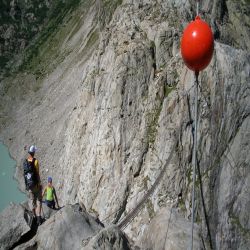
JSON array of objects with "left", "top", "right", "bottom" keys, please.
[{"left": 0, "top": 0, "right": 249, "bottom": 249}]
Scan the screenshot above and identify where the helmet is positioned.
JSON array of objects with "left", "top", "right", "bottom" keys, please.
[
  {"left": 28, "top": 145, "right": 37, "bottom": 154},
  {"left": 48, "top": 176, "right": 52, "bottom": 182}
]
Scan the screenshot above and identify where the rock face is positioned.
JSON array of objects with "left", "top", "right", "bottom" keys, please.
[
  {"left": 13, "top": 204, "right": 131, "bottom": 250},
  {"left": 0, "top": 0, "right": 249, "bottom": 249},
  {"left": 140, "top": 206, "right": 201, "bottom": 250},
  {"left": 35, "top": 204, "right": 103, "bottom": 249},
  {"left": 0, "top": 203, "right": 31, "bottom": 250},
  {"left": 86, "top": 226, "right": 132, "bottom": 250}
]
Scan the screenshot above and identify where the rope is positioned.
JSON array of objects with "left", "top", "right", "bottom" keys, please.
[
  {"left": 100, "top": 82, "right": 196, "bottom": 227},
  {"left": 102, "top": 206, "right": 124, "bottom": 223},
  {"left": 196, "top": 159, "right": 213, "bottom": 249},
  {"left": 99, "top": 78, "right": 203, "bottom": 233},
  {"left": 118, "top": 139, "right": 178, "bottom": 230},
  {"left": 196, "top": 0, "right": 200, "bottom": 17},
  {"left": 101, "top": 82, "right": 197, "bottom": 228},
  {"left": 190, "top": 72, "right": 199, "bottom": 250}
]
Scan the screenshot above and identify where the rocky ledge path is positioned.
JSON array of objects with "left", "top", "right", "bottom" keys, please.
[{"left": 0, "top": 203, "right": 132, "bottom": 250}]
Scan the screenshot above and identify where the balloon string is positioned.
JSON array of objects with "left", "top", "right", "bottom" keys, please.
[
  {"left": 190, "top": 71, "right": 199, "bottom": 250},
  {"left": 196, "top": 0, "right": 199, "bottom": 16}
]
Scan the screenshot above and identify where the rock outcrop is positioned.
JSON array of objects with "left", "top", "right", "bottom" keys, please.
[
  {"left": 0, "top": 203, "right": 31, "bottom": 250},
  {"left": 0, "top": 0, "right": 249, "bottom": 249},
  {"left": 86, "top": 226, "right": 132, "bottom": 250},
  {"left": 0, "top": 203, "right": 131, "bottom": 250},
  {"left": 34, "top": 204, "right": 104, "bottom": 249}
]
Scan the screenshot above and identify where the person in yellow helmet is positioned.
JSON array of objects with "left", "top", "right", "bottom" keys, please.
[{"left": 42, "top": 177, "right": 59, "bottom": 209}]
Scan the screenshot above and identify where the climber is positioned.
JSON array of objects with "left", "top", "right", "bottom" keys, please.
[
  {"left": 23, "top": 145, "right": 43, "bottom": 225},
  {"left": 42, "top": 176, "right": 60, "bottom": 209}
]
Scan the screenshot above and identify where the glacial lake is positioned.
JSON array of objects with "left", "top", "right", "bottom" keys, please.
[{"left": 0, "top": 142, "right": 26, "bottom": 212}]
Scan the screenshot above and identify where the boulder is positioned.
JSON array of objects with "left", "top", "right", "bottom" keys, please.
[
  {"left": 16, "top": 204, "right": 103, "bottom": 249},
  {"left": 15, "top": 204, "right": 132, "bottom": 250},
  {"left": 0, "top": 203, "right": 31, "bottom": 250},
  {"left": 41, "top": 202, "right": 58, "bottom": 220},
  {"left": 86, "top": 226, "right": 132, "bottom": 250}
]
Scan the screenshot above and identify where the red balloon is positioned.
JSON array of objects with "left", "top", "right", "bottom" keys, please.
[{"left": 181, "top": 16, "right": 214, "bottom": 73}]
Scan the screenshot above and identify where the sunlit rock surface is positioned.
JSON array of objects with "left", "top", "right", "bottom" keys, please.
[{"left": 0, "top": 0, "right": 249, "bottom": 249}]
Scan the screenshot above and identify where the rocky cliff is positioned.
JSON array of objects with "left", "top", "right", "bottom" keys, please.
[{"left": 0, "top": 0, "right": 249, "bottom": 249}]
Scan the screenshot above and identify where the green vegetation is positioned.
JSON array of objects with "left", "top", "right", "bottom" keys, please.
[
  {"left": 164, "top": 85, "right": 176, "bottom": 97},
  {"left": 85, "top": 30, "right": 100, "bottom": 53},
  {"left": 19, "top": 0, "right": 83, "bottom": 75},
  {"left": 103, "top": 0, "right": 123, "bottom": 11},
  {"left": 150, "top": 7, "right": 161, "bottom": 20},
  {"left": 145, "top": 84, "right": 176, "bottom": 147},
  {"left": 0, "top": 57, "right": 9, "bottom": 69},
  {"left": 89, "top": 207, "right": 99, "bottom": 216},
  {"left": 150, "top": 40, "right": 156, "bottom": 50},
  {"left": 100, "top": 0, "right": 123, "bottom": 28},
  {"left": 230, "top": 212, "right": 250, "bottom": 237},
  {"left": 0, "top": 0, "right": 100, "bottom": 122},
  {"left": 186, "top": 165, "right": 193, "bottom": 186},
  {"left": 195, "top": 214, "right": 202, "bottom": 225},
  {"left": 178, "top": 197, "right": 187, "bottom": 213},
  {"left": 236, "top": 0, "right": 250, "bottom": 5},
  {"left": 0, "top": 0, "right": 61, "bottom": 72},
  {"left": 1, "top": 0, "right": 121, "bottom": 79},
  {"left": 146, "top": 105, "right": 162, "bottom": 146},
  {"left": 143, "top": 176, "right": 150, "bottom": 190},
  {"left": 146, "top": 199, "right": 156, "bottom": 219}
]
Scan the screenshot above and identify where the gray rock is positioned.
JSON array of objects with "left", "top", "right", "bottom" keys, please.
[
  {"left": 16, "top": 204, "right": 103, "bottom": 250},
  {"left": 0, "top": 203, "right": 30, "bottom": 250},
  {"left": 41, "top": 202, "right": 58, "bottom": 220},
  {"left": 85, "top": 226, "right": 132, "bottom": 250},
  {"left": 15, "top": 204, "right": 132, "bottom": 250},
  {"left": 0, "top": 1, "right": 249, "bottom": 250},
  {"left": 140, "top": 206, "right": 201, "bottom": 250}
]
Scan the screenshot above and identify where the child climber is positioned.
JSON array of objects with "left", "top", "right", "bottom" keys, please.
[{"left": 42, "top": 177, "right": 60, "bottom": 209}]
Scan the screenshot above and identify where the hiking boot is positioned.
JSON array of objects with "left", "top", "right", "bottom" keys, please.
[{"left": 36, "top": 216, "right": 42, "bottom": 226}]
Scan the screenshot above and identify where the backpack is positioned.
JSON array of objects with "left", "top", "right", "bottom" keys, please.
[{"left": 23, "top": 158, "right": 38, "bottom": 189}]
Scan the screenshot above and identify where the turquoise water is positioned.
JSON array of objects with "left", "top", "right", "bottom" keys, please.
[{"left": 0, "top": 142, "right": 26, "bottom": 212}]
